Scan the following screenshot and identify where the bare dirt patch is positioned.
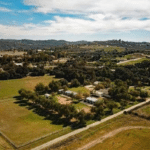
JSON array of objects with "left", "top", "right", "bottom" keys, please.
[{"left": 57, "top": 96, "right": 72, "bottom": 105}]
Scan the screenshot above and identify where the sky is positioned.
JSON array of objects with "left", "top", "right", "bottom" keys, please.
[{"left": 0, "top": 0, "right": 150, "bottom": 42}]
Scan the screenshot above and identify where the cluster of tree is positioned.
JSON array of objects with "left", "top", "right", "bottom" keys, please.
[
  {"left": 109, "top": 79, "right": 148, "bottom": 103},
  {"left": 18, "top": 88, "right": 89, "bottom": 127},
  {"left": 0, "top": 63, "right": 29, "bottom": 80}
]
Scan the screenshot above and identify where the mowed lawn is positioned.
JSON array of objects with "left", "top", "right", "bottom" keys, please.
[
  {"left": 0, "top": 75, "right": 56, "bottom": 99},
  {"left": 0, "top": 99, "right": 67, "bottom": 145},
  {"left": 91, "top": 128, "right": 150, "bottom": 150}
]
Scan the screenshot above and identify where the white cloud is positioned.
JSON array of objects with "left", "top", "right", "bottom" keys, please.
[
  {"left": 0, "top": 7, "right": 11, "bottom": 12},
  {"left": 23, "top": 0, "right": 150, "bottom": 18},
  {"left": 1, "top": 16, "right": 150, "bottom": 39},
  {"left": 1, "top": 0, "right": 150, "bottom": 40}
]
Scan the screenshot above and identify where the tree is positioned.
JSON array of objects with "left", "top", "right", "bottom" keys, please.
[
  {"left": 120, "top": 100, "right": 128, "bottom": 109},
  {"left": 70, "top": 79, "right": 80, "bottom": 87},
  {"left": 83, "top": 92, "right": 90, "bottom": 100},
  {"left": 107, "top": 101, "right": 118, "bottom": 114},
  {"left": 49, "top": 80, "right": 61, "bottom": 92},
  {"left": 59, "top": 79, "right": 68, "bottom": 86},
  {"left": 140, "top": 90, "right": 148, "bottom": 100},
  {"left": 62, "top": 85, "right": 68, "bottom": 91},
  {"left": 77, "top": 110, "right": 86, "bottom": 127},
  {"left": 94, "top": 84, "right": 104, "bottom": 90},
  {"left": 34, "top": 83, "right": 46, "bottom": 95},
  {"left": 91, "top": 100, "right": 104, "bottom": 120},
  {"left": 75, "top": 92, "right": 83, "bottom": 100}
]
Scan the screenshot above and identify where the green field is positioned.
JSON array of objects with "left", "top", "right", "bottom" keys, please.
[
  {"left": 0, "top": 75, "right": 56, "bottom": 99},
  {"left": 0, "top": 99, "right": 70, "bottom": 146},
  {"left": 73, "top": 102, "right": 90, "bottom": 112},
  {"left": 69, "top": 87, "right": 90, "bottom": 94},
  {"left": 91, "top": 128, "right": 150, "bottom": 150},
  {"left": 80, "top": 45, "right": 125, "bottom": 52},
  {"left": 118, "top": 58, "right": 150, "bottom": 66}
]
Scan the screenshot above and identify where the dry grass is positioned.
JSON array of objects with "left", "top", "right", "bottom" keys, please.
[
  {"left": 0, "top": 99, "right": 66, "bottom": 145},
  {"left": 54, "top": 114, "right": 150, "bottom": 150},
  {"left": 0, "top": 51, "right": 26, "bottom": 56},
  {"left": 90, "top": 128, "right": 150, "bottom": 150},
  {"left": 0, "top": 136, "right": 14, "bottom": 150}
]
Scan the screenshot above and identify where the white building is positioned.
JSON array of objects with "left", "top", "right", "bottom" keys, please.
[
  {"left": 85, "top": 97, "right": 98, "bottom": 104},
  {"left": 65, "top": 90, "right": 73, "bottom": 96},
  {"left": 45, "top": 94, "right": 51, "bottom": 98},
  {"left": 58, "top": 89, "right": 64, "bottom": 94},
  {"left": 14, "top": 63, "right": 23, "bottom": 66},
  {"left": 92, "top": 91, "right": 103, "bottom": 97},
  {"left": 94, "top": 81, "right": 101, "bottom": 85}
]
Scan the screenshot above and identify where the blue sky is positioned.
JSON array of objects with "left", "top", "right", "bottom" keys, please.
[{"left": 0, "top": 0, "right": 150, "bottom": 42}]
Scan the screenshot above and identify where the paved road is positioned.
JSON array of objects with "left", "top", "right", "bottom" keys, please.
[{"left": 32, "top": 99, "right": 150, "bottom": 150}]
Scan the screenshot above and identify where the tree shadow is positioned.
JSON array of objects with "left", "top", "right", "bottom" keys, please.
[{"left": 13, "top": 96, "right": 76, "bottom": 128}]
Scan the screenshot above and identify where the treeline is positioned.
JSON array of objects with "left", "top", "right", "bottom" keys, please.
[
  {"left": 0, "top": 62, "right": 47, "bottom": 80},
  {"left": 18, "top": 88, "right": 90, "bottom": 127},
  {"left": 51, "top": 60, "right": 150, "bottom": 87}
]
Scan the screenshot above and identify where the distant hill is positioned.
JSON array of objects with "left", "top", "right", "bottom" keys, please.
[
  {"left": 0, "top": 39, "right": 90, "bottom": 50},
  {"left": 0, "top": 39, "right": 149, "bottom": 51}
]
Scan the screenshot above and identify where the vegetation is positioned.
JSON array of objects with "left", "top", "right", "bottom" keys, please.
[
  {"left": 47, "top": 114, "right": 150, "bottom": 150},
  {"left": 0, "top": 75, "right": 55, "bottom": 99}
]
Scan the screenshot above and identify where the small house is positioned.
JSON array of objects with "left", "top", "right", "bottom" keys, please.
[
  {"left": 45, "top": 94, "right": 51, "bottom": 98},
  {"left": 85, "top": 97, "right": 98, "bottom": 104},
  {"left": 94, "top": 81, "right": 100, "bottom": 85},
  {"left": 92, "top": 91, "right": 103, "bottom": 97},
  {"left": 58, "top": 89, "right": 64, "bottom": 94},
  {"left": 65, "top": 90, "right": 73, "bottom": 96}
]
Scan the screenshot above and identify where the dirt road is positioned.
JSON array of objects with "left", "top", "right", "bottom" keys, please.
[
  {"left": 77, "top": 126, "right": 150, "bottom": 150},
  {"left": 32, "top": 99, "right": 150, "bottom": 150}
]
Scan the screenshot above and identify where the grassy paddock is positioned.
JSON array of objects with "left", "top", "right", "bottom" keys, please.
[
  {"left": 91, "top": 128, "right": 150, "bottom": 150},
  {"left": 0, "top": 135, "right": 14, "bottom": 150},
  {"left": 0, "top": 75, "right": 56, "bottom": 99},
  {"left": 133, "top": 104, "right": 150, "bottom": 116},
  {"left": 53, "top": 114, "right": 150, "bottom": 150},
  {"left": 0, "top": 99, "right": 70, "bottom": 146}
]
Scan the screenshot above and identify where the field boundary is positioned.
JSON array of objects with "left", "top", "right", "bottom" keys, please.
[
  {"left": 0, "top": 131, "right": 17, "bottom": 149},
  {"left": 0, "top": 126, "right": 69, "bottom": 149},
  {"left": 32, "top": 99, "right": 150, "bottom": 150}
]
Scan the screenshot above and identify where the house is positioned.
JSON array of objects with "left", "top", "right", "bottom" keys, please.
[
  {"left": 65, "top": 90, "right": 73, "bottom": 96},
  {"left": 58, "top": 89, "right": 64, "bottom": 94},
  {"left": 94, "top": 81, "right": 101, "bottom": 85},
  {"left": 92, "top": 91, "right": 103, "bottom": 97},
  {"left": 85, "top": 85, "right": 95, "bottom": 91},
  {"left": 14, "top": 62, "right": 23, "bottom": 66},
  {"left": 99, "top": 89, "right": 111, "bottom": 98},
  {"left": 45, "top": 93, "right": 51, "bottom": 98},
  {"left": 72, "top": 92, "right": 77, "bottom": 96},
  {"left": 85, "top": 97, "right": 98, "bottom": 104}
]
